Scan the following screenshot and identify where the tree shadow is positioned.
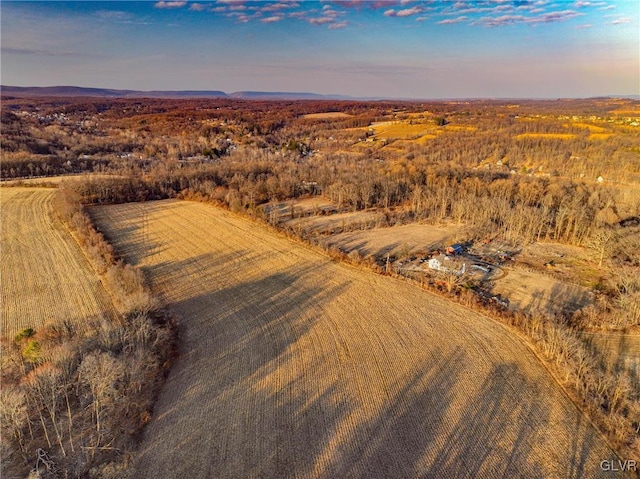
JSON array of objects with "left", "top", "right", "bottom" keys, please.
[
  {"left": 131, "top": 263, "right": 352, "bottom": 478},
  {"left": 547, "top": 283, "right": 591, "bottom": 317}
]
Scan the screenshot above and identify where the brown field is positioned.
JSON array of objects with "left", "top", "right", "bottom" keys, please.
[
  {"left": 303, "top": 112, "right": 353, "bottom": 119},
  {"left": 0, "top": 173, "right": 125, "bottom": 186},
  {"left": 322, "top": 223, "right": 461, "bottom": 258},
  {"left": 285, "top": 210, "right": 387, "bottom": 235},
  {"left": 491, "top": 267, "right": 592, "bottom": 316},
  {"left": 0, "top": 188, "right": 116, "bottom": 335},
  {"left": 262, "top": 197, "right": 338, "bottom": 222},
  {"left": 91, "top": 199, "right": 621, "bottom": 479}
]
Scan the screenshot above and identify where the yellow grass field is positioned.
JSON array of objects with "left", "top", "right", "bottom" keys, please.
[
  {"left": 570, "top": 122, "right": 609, "bottom": 134},
  {"left": 589, "top": 133, "right": 614, "bottom": 140},
  {"left": 372, "top": 121, "right": 437, "bottom": 140},
  {"left": 0, "top": 188, "right": 116, "bottom": 335},
  {"left": 91, "top": 199, "right": 622, "bottom": 479},
  {"left": 303, "top": 112, "right": 353, "bottom": 119},
  {"left": 516, "top": 133, "right": 576, "bottom": 140},
  {"left": 443, "top": 125, "right": 477, "bottom": 132}
]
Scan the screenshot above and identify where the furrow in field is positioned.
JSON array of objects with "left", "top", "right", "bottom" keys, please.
[{"left": 90, "top": 199, "right": 621, "bottom": 479}]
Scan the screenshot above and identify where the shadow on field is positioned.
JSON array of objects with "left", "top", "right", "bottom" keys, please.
[
  {"left": 132, "top": 260, "right": 354, "bottom": 478},
  {"left": 90, "top": 201, "right": 182, "bottom": 263},
  {"left": 119, "top": 203, "right": 620, "bottom": 479}
]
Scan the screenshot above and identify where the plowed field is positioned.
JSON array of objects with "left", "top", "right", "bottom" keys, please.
[
  {"left": 91, "top": 200, "right": 621, "bottom": 479},
  {"left": 1, "top": 188, "right": 116, "bottom": 335}
]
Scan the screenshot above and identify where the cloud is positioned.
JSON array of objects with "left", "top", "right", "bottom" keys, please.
[
  {"left": 189, "top": 3, "right": 209, "bottom": 11},
  {"left": 328, "top": 20, "right": 348, "bottom": 28},
  {"left": 309, "top": 16, "right": 335, "bottom": 24},
  {"left": 306, "top": 4, "right": 344, "bottom": 26},
  {"left": 95, "top": 10, "right": 132, "bottom": 21},
  {"left": 261, "top": 2, "right": 299, "bottom": 12},
  {"left": 333, "top": 0, "right": 397, "bottom": 9},
  {"left": 575, "top": 23, "right": 592, "bottom": 28},
  {"left": 288, "top": 10, "right": 310, "bottom": 18},
  {"left": 534, "top": 9, "right": 583, "bottom": 23},
  {"left": 396, "top": 6, "right": 423, "bottom": 17},
  {"left": 475, "top": 8, "right": 584, "bottom": 27},
  {"left": 476, "top": 14, "right": 527, "bottom": 26},
  {"left": 437, "top": 15, "right": 467, "bottom": 24},
  {"left": 154, "top": 1, "right": 187, "bottom": 8},
  {"left": 384, "top": 9, "right": 397, "bottom": 17},
  {"left": 261, "top": 15, "right": 283, "bottom": 22},
  {"left": 574, "top": 1, "right": 608, "bottom": 7},
  {"left": 608, "top": 17, "right": 632, "bottom": 25}
]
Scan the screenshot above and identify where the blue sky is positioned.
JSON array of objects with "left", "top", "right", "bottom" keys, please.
[{"left": 1, "top": 1, "right": 638, "bottom": 98}]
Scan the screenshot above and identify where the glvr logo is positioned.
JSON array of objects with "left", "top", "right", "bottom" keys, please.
[{"left": 600, "top": 460, "right": 637, "bottom": 472}]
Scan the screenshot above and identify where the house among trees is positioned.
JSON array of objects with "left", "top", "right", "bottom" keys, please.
[{"left": 428, "top": 255, "right": 466, "bottom": 275}]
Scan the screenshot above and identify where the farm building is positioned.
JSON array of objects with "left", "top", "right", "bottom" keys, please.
[
  {"left": 446, "top": 243, "right": 465, "bottom": 255},
  {"left": 428, "top": 255, "right": 466, "bottom": 275}
]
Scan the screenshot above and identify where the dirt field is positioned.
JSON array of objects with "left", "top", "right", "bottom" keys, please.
[
  {"left": 0, "top": 173, "right": 124, "bottom": 186},
  {"left": 322, "top": 223, "right": 461, "bottom": 258},
  {"left": 0, "top": 188, "right": 116, "bottom": 335},
  {"left": 91, "top": 199, "right": 622, "bottom": 479},
  {"left": 285, "top": 210, "right": 387, "bottom": 235}
]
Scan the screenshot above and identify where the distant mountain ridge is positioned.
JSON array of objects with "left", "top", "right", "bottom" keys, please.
[
  {"left": 0, "top": 85, "right": 353, "bottom": 100},
  {"left": 2, "top": 85, "right": 636, "bottom": 101}
]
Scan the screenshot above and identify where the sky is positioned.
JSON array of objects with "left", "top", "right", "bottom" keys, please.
[{"left": 1, "top": 0, "right": 638, "bottom": 99}]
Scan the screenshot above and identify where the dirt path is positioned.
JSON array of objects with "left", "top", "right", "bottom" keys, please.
[
  {"left": 1, "top": 188, "right": 116, "bottom": 335},
  {"left": 91, "top": 200, "right": 622, "bottom": 479}
]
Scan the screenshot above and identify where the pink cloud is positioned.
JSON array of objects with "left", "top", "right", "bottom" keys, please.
[
  {"left": 261, "top": 15, "right": 283, "bottom": 22},
  {"left": 328, "top": 20, "right": 348, "bottom": 29},
  {"left": 437, "top": 16, "right": 467, "bottom": 25},
  {"left": 309, "top": 16, "right": 335, "bottom": 24},
  {"left": 396, "top": 6, "right": 423, "bottom": 17},
  {"left": 154, "top": 1, "right": 186, "bottom": 8},
  {"left": 333, "top": 0, "right": 396, "bottom": 9}
]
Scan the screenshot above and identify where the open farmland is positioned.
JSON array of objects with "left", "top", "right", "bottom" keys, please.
[
  {"left": 91, "top": 199, "right": 622, "bottom": 479},
  {"left": 321, "top": 223, "right": 461, "bottom": 258},
  {"left": 0, "top": 187, "right": 116, "bottom": 335}
]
